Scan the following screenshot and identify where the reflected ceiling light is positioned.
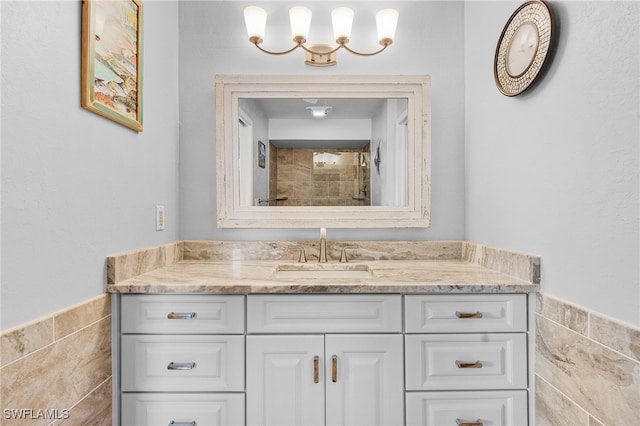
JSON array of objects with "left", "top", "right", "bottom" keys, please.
[
  {"left": 306, "top": 105, "right": 332, "bottom": 118},
  {"left": 314, "top": 152, "right": 339, "bottom": 166},
  {"left": 243, "top": 6, "right": 399, "bottom": 67}
]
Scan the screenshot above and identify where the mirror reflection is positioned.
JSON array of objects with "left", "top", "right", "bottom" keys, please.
[
  {"left": 238, "top": 98, "right": 408, "bottom": 207},
  {"left": 215, "top": 74, "right": 431, "bottom": 228}
]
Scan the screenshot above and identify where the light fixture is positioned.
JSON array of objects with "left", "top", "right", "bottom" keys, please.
[
  {"left": 243, "top": 6, "right": 399, "bottom": 66},
  {"left": 306, "top": 105, "right": 332, "bottom": 118},
  {"left": 313, "top": 152, "right": 339, "bottom": 166}
]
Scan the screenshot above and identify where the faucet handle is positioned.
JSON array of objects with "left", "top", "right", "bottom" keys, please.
[
  {"left": 339, "top": 246, "right": 358, "bottom": 263},
  {"left": 288, "top": 245, "right": 307, "bottom": 263}
]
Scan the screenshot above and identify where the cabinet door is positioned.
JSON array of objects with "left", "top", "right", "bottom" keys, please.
[
  {"left": 325, "top": 334, "right": 404, "bottom": 426},
  {"left": 246, "top": 335, "right": 325, "bottom": 426}
]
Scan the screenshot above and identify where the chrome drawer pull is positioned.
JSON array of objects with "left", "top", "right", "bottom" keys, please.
[
  {"left": 456, "top": 360, "right": 483, "bottom": 369},
  {"left": 167, "top": 362, "right": 196, "bottom": 370},
  {"left": 169, "top": 422, "right": 196, "bottom": 426},
  {"left": 455, "top": 311, "right": 483, "bottom": 319},
  {"left": 456, "top": 419, "right": 483, "bottom": 426},
  {"left": 167, "top": 312, "right": 197, "bottom": 319},
  {"left": 313, "top": 356, "right": 320, "bottom": 384}
]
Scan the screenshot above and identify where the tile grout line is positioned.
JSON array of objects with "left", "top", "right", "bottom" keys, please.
[
  {"left": 535, "top": 373, "right": 608, "bottom": 426},
  {"left": 538, "top": 294, "right": 640, "bottom": 363},
  {"left": 541, "top": 293, "right": 640, "bottom": 333},
  {"left": 535, "top": 311, "right": 640, "bottom": 366},
  {"left": 65, "top": 375, "right": 113, "bottom": 413},
  {"left": 1, "top": 311, "right": 111, "bottom": 369}
]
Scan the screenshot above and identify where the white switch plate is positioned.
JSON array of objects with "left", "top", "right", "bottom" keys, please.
[{"left": 155, "top": 205, "right": 165, "bottom": 231}]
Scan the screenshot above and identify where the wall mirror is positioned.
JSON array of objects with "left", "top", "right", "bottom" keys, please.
[{"left": 215, "top": 74, "right": 431, "bottom": 228}]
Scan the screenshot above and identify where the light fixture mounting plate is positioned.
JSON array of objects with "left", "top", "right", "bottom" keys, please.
[{"left": 304, "top": 45, "right": 337, "bottom": 67}]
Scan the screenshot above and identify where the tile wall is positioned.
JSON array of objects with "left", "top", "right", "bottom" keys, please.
[
  {"left": 0, "top": 294, "right": 112, "bottom": 426},
  {"left": 0, "top": 242, "right": 182, "bottom": 425},
  {"left": 535, "top": 294, "right": 640, "bottom": 425}
]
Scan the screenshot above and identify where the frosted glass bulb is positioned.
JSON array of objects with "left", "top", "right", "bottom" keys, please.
[
  {"left": 376, "top": 9, "right": 399, "bottom": 43},
  {"left": 244, "top": 6, "right": 267, "bottom": 40},
  {"left": 332, "top": 7, "right": 354, "bottom": 41},
  {"left": 289, "top": 6, "right": 312, "bottom": 40}
]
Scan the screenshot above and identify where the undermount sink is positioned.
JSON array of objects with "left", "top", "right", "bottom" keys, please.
[{"left": 275, "top": 263, "right": 372, "bottom": 279}]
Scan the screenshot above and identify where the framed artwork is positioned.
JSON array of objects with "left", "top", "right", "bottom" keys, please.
[
  {"left": 81, "top": 0, "right": 143, "bottom": 132},
  {"left": 258, "top": 141, "right": 266, "bottom": 168}
]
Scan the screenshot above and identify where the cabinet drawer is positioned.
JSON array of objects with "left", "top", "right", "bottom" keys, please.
[
  {"left": 406, "top": 390, "right": 528, "bottom": 426},
  {"left": 121, "top": 335, "right": 244, "bottom": 391},
  {"left": 247, "top": 294, "right": 402, "bottom": 333},
  {"left": 121, "top": 294, "right": 244, "bottom": 334},
  {"left": 121, "top": 393, "right": 245, "bottom": 426},
  {"left": 405, "top": 333, "right": 527, "bottom": 390},
  {"left": 405, "top": 294, "right": 527, "bottom": 333}
]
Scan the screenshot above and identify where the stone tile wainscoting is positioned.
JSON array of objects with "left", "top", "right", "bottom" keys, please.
[
  {"left": 535, "top": 294, "right": 640, "bottom": 425},
  {"left": 0, "top": 295, "right": 112, "bottom": 426}
]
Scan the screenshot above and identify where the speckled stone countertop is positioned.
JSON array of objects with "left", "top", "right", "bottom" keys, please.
[{"left": 106, "top": 240, "right": 540, "bottom": 294}]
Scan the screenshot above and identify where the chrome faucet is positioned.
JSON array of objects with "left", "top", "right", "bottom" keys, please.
[{"left": 319, "top": 228, "right": 328, "bottom": 263}]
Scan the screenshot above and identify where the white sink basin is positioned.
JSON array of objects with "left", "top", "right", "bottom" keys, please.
[{"left": 275, "top": 264, "right": 372, "bottom": 279}]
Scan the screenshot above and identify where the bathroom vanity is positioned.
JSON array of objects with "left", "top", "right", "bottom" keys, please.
[{"left": 108, "top": 240, "right": 539, "bottom": 426}]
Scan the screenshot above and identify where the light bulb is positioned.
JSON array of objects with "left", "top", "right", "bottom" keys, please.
[
  {"left": 376, "top": 9, "right": 399, "bottom": 44},
  {"left": 332, "top": 7, "right": 354, "bottom": 42},
  {"left": 243, "top": 6, "right": 267, "bottom": 42},
  {"left": 289, "top": 6, "right": 312, "bottom": 41}
]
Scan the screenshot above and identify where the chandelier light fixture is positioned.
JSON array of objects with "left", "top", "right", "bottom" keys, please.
[{"left": 243, "top": 6, "right": 399, "bottom": 66}]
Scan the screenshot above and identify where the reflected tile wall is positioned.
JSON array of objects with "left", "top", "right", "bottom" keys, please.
[
  {"left": 535, "top": 294, "right": 640, "bottom": 425},
  {"left": 275, "top": 148, "right": 369, "bottom": 206},
  {"left": 0, "top": 295, "right": 112, "bottom": 426}
]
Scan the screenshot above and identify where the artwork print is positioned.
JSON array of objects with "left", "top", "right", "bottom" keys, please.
[
  {"left": 81, "top": 0, "right": 143, "bottom": 131},
  {"left": 258, "top": 141, "right": 266, "bottom": 168}
]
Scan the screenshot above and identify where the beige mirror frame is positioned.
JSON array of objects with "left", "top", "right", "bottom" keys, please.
[{"left": 215, "top": 74, "right": 431, "bottom": 228}]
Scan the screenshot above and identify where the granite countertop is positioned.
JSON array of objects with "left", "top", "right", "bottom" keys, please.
[{"left": 106, "top": 241, "right": 540, "bottom": 294}]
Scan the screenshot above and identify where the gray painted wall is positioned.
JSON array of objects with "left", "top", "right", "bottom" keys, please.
[
  {"left": 1, "top": 1, "right": 180, "bottom": 330},
  {"left": 464, "top": 1, "right": 639, "bottom": 325},
  {"left": 2, "top": 0, "right": 637, "bottom": 331},
  {"left": 178, "top": 1, "right": 466, "bottom": 241}
]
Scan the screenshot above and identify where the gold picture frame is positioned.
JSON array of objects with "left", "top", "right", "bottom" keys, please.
[{"left": 81, "top": 0, "right": 143, "bottom": 131}]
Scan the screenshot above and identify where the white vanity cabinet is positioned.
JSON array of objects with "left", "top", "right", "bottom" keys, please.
[
  {"left": 116, "top": 294, "right": 246, "bottom": 426},
  {"left": 246, "top": 295, "right": 404, "bottom": 426},
  {"left": 404, "top": 294, "right": 530, "bottom": 426},
  {"left": 114, "top": 292, "right": 533, "bottom": 426}
]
